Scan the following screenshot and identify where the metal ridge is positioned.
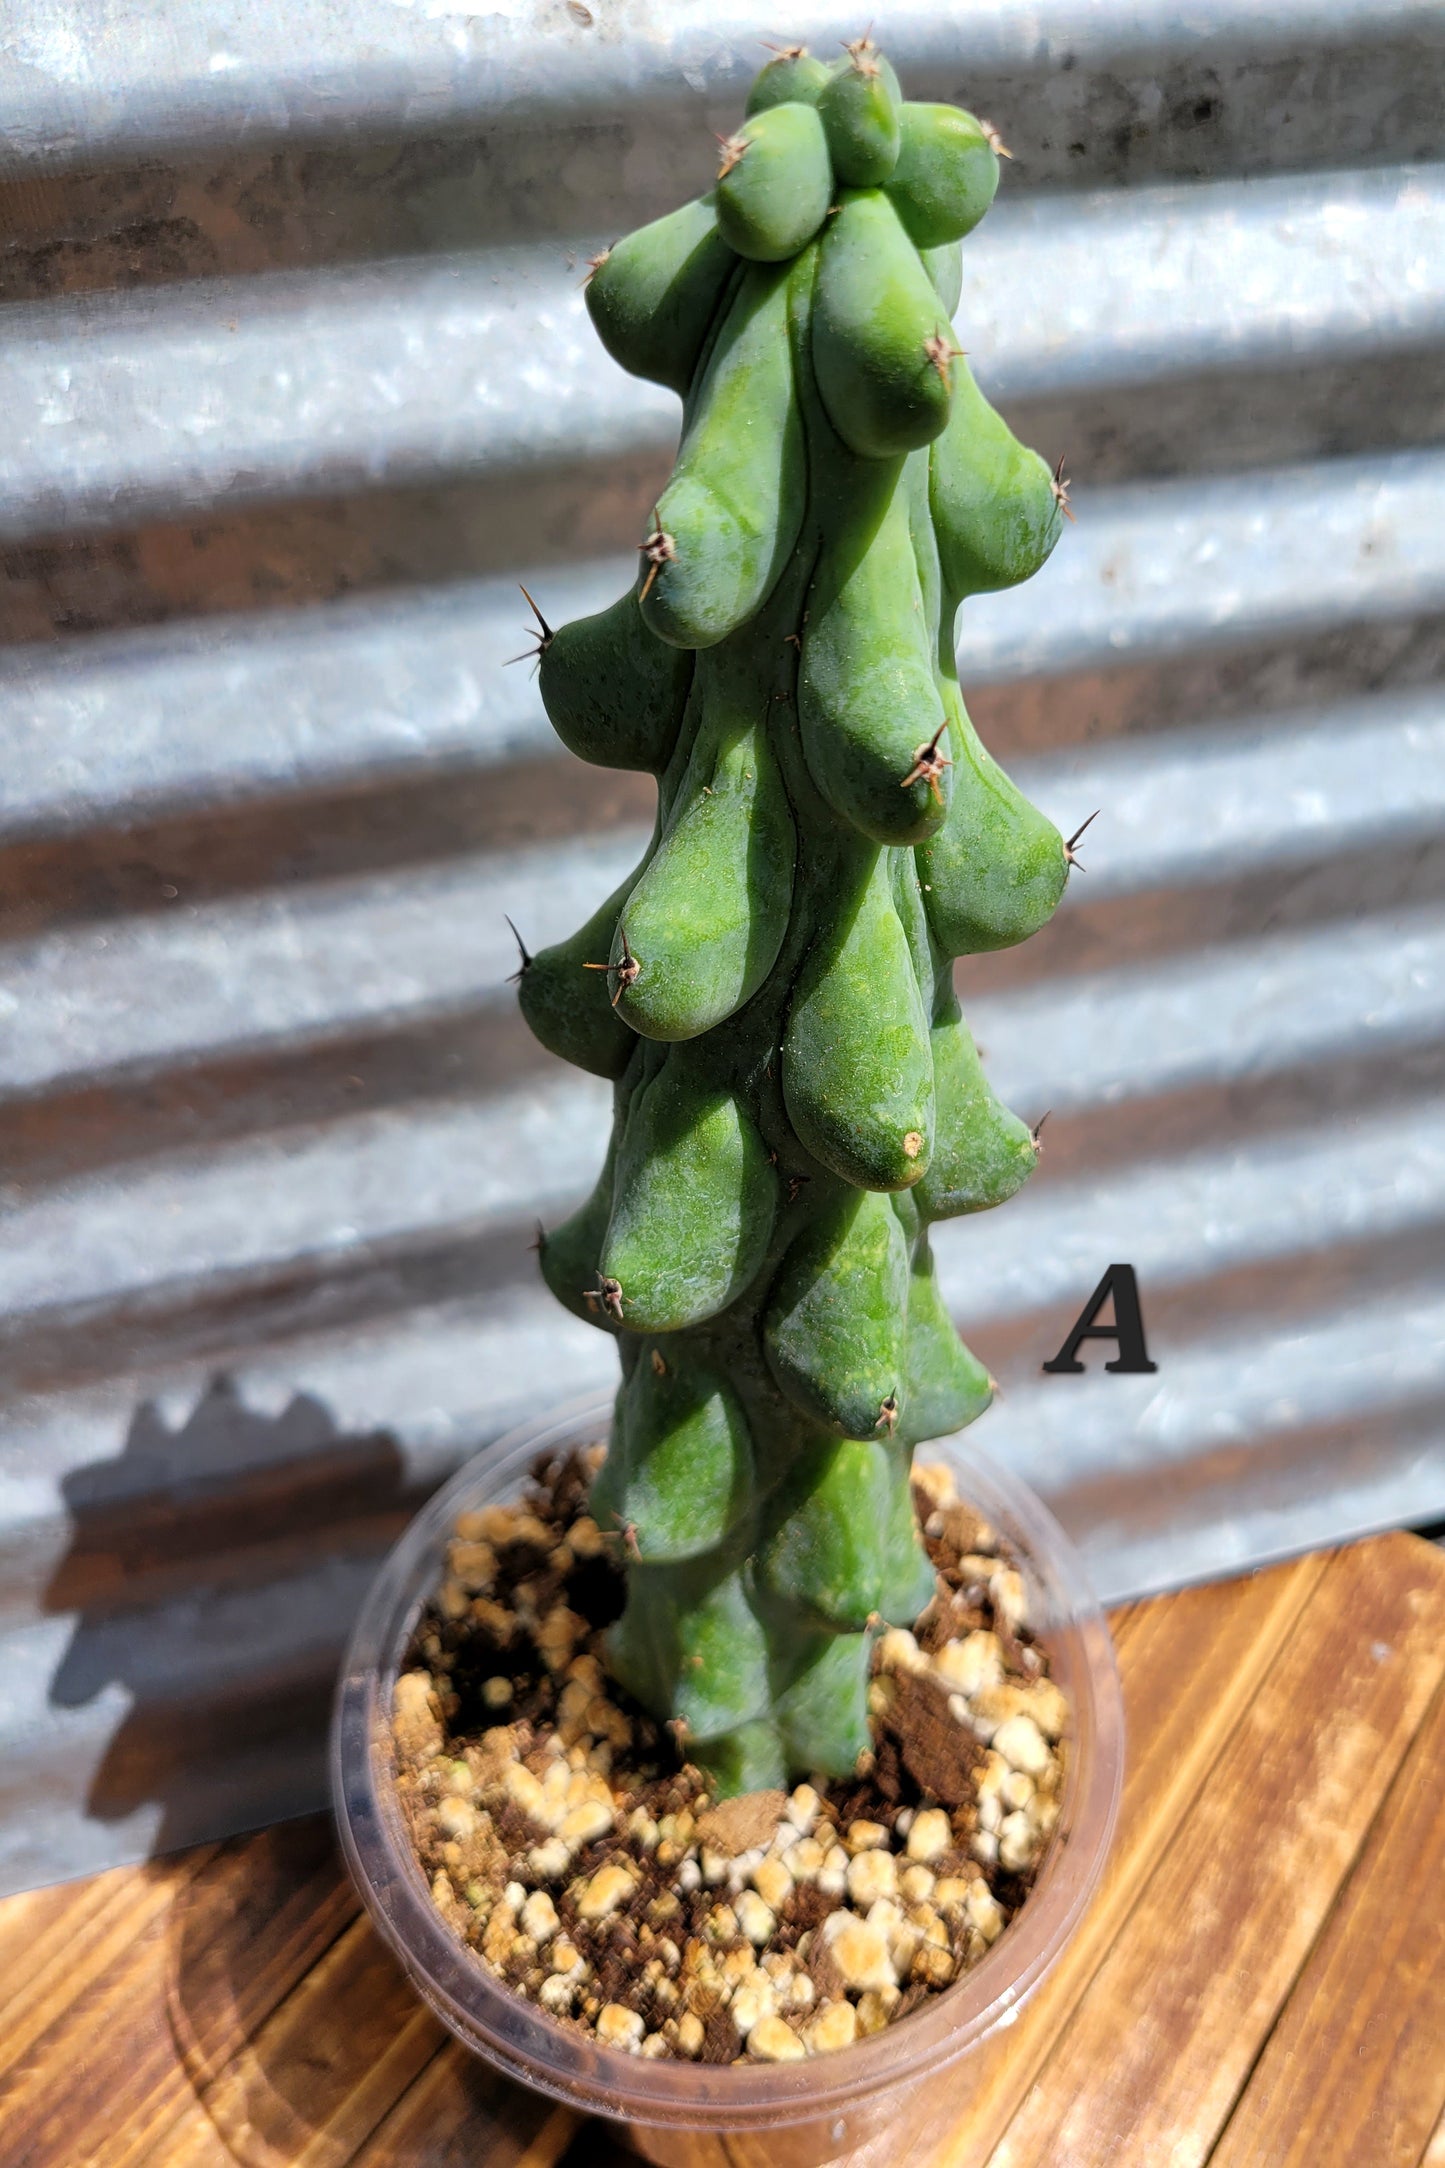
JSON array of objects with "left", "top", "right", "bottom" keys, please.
[
  {"left": 3, "top": 163, "right": 1444, "bottom": 543},
  {"left": 4, "top": 445, "right": 1445, "bottom": 843},
  {"left": 3, "top": 1, "right": 1437, "bottom": 172}
]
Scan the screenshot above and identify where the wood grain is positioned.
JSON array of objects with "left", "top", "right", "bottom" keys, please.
[
  {"left": 985, "top": 1534, "right": 1445, "bottom": 2168},
  {"left": 1209, "top": 1670, "right": 1445, "bottom": 2168},
  {"left": 832, "top": 1550, "right": 1329, "bottom": 2168},
  {"left": 0, "top": 1531, "right": 1441, "bottom": 2168}
]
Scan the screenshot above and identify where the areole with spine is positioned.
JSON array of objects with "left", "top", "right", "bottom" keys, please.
[{"left": 511, "top": 36, "right": 1073, "bottom": 1795}]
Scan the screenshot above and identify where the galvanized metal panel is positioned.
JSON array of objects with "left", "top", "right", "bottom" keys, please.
[
  {"left": 5, "top": 437, "right": 1445, "bottom": 840},
  {"left": 1, "top": 0, "right": 1443, "bottom": 1894},
  {"left": 3, "top": 0, "right": 1441, "bottom": 176},
  {"left": 3, "top": 164, "right": 1445, "bottom": 542}
]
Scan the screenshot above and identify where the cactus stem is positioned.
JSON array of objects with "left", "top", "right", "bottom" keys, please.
[
  {"left": 639, "top": 516, "right": 678, "bottom": 602},
  {"left": 584, "top": 1274, "right": 626, "bottom": 1321},
  {"left": 1029, "top": 1111, "right": 1051, "bottom": 1152},
  {"left": 923, "top": 331, "right": 966, "bottom": 387},
  {"left": 504, "top": 913, "right": 532, "bottom": 982},
  {"left": 516, "top": 42, "right": 1071, "bottom": 1792},
  {"left": 1064, "top": 809, "right": 1099, "bottom": 867},
  {"left": 901, "top": 721, "right": 953, "bottom": 802},
  {"left": 715, "top": 132, "right": 749, "bottom": 179},
  {"left": 979, "top": 118, "right": 1014, "bottom": 160}
]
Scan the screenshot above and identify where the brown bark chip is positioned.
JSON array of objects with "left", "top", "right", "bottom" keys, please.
[
  {"left": 781, "top": 1880, "right": 841, "bottom": 1945},
  {"left": 702, "top": 2004, "right": 743, "bottom": 2064},
  {"left": 806, "top": 1937, "right": 847, "bottom": 2006},
  {"left": 913, "top": 1589, "right": 987, "bottom": 1654},
  {"left": 694, "top": 1790, "right": 788, "bottom": 1857},
  {"left": 885, "top": 1670, "right": 985, "bottom": 1808}
]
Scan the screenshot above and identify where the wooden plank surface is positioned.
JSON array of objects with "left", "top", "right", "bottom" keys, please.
[{"left": 2, "top": 1531, "right": 1443, "bottom": 2168}]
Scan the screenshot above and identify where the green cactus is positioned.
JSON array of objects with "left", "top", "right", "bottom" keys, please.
[{"left": 514, "top": 37, "right": 1072, "bottom": 1795}]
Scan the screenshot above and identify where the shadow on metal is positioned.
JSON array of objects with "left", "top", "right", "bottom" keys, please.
[{"left": 43, "top": 1377, "right": 413, "bottom": 1855}]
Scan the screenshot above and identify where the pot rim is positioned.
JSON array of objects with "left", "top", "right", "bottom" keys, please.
[{"left": 332, "top": 1391, "right": 1124, "bottom": 2132}]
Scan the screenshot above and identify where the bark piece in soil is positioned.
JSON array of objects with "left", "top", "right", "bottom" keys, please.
[
  {"left": 884, "top": 1671, "right": 985, "bottom": 1807},
  {"left": 695, "top": 1790, "right": 788, "bottom": 1857}
]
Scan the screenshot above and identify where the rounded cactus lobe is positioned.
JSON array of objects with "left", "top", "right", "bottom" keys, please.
[
  {"left": 585, "top": 194, "right": 738, "bottom": 396},
  {"left": 931, "top": 362, "right": 1064, "bottom": 605},
  {"left": 915, "top": 1001, "right": 1040, "bottom": 1219},
  {"left": 877, "top": 1428, "right": 940, "bottom": 1619},
  {"left": 715, "top": 101, "right": 833, "bottom": 263},
  {"left": 818, "top": 49, "right": 903, "bottom": 186},
  {"left": 612, "top": 661, "right": 795, "bottom": 1040},
  {"left": 899, "top": 1225, "right": 995, "bottom": 1446},
  {"left": 888, "top": 104, "right": 1000, "bottom": 248},
  {"left": 754, "top": 1434, "right": 908, "bottom": 1631},
  {"left": 763, "top": 1188, "right": 909, "bottom": 1438},
  {"left": 591, "top": 1351, "right": 754, "bottom": 1563},
  {"left": 538, "top": 1132, "right": 619, "bottom": 1330},
  {"left": 772, "top": 1628, "right": 874, "bottom": 1776},
  {"left": 599, "top": 1050, "right": 777, "bottom": 1333},
  {"left": 798, "top": 458, "right": 950, "bottom": 846},
  {"left": 924, "top": 238, "right": 964, "bottom": 315},
  {"left": 694, "top": 1716, "right": 789, "bottom": 1795},
  {"left": 609, "top": 1559, "right": 772, "bottom": 1744},
  {"left": 537, "top": 585, "right": 691, "bottom": 773},
  {"left": 670, "top": 1575, "right": 772, "bottom": 1741},
  {"left": 916, "top": 682, "right": 1069, "bottom": 957},
  {"left": 880, "top": 1496, "right": 939, "bottom": 1621},
  {"left": 746, "top": 45, "right": 831, "bottom": 115},
  {"left": 641, "top": 262, "right": 804, "bottom": 650},
  {"left": 888, "top": 826, "right": 936, "bottom": 998},
  {"left": 812, "top": 190, "right": 957, "bottom": 460},
  {"left": 514, "top": 855, "right": 651, "bottom": 1081},
  {"left": 782, "top": 845, "right": 934, "bottom": 1191}
]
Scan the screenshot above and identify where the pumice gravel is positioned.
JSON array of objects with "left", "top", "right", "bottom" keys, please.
[{"left": 394, "top": 1448, "right": 1065, "bottom": 2064}]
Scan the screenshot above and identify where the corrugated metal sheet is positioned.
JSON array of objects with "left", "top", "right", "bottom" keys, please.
[{"left": 2, "top": 0, "right": 1443, "bottom": 1895}]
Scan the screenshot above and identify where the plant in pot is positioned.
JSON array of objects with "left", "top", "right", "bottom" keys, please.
[{"left": 335, "top": 35, "right": 1123, "bottom": 2168}]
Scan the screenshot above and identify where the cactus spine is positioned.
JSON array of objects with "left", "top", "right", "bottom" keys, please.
[{"left": 514, "top": 39, "right": 1070, "bottom": 1795}]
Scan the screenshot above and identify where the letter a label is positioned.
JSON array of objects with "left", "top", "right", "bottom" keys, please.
[{"left": 1042, "top": 1263, "right": 1158, "bottom": 1375}]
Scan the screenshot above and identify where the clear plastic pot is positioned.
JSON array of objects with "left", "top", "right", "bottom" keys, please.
[{"left": 333, "top": 1394, "right": 1124, "bottom": 2168}]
